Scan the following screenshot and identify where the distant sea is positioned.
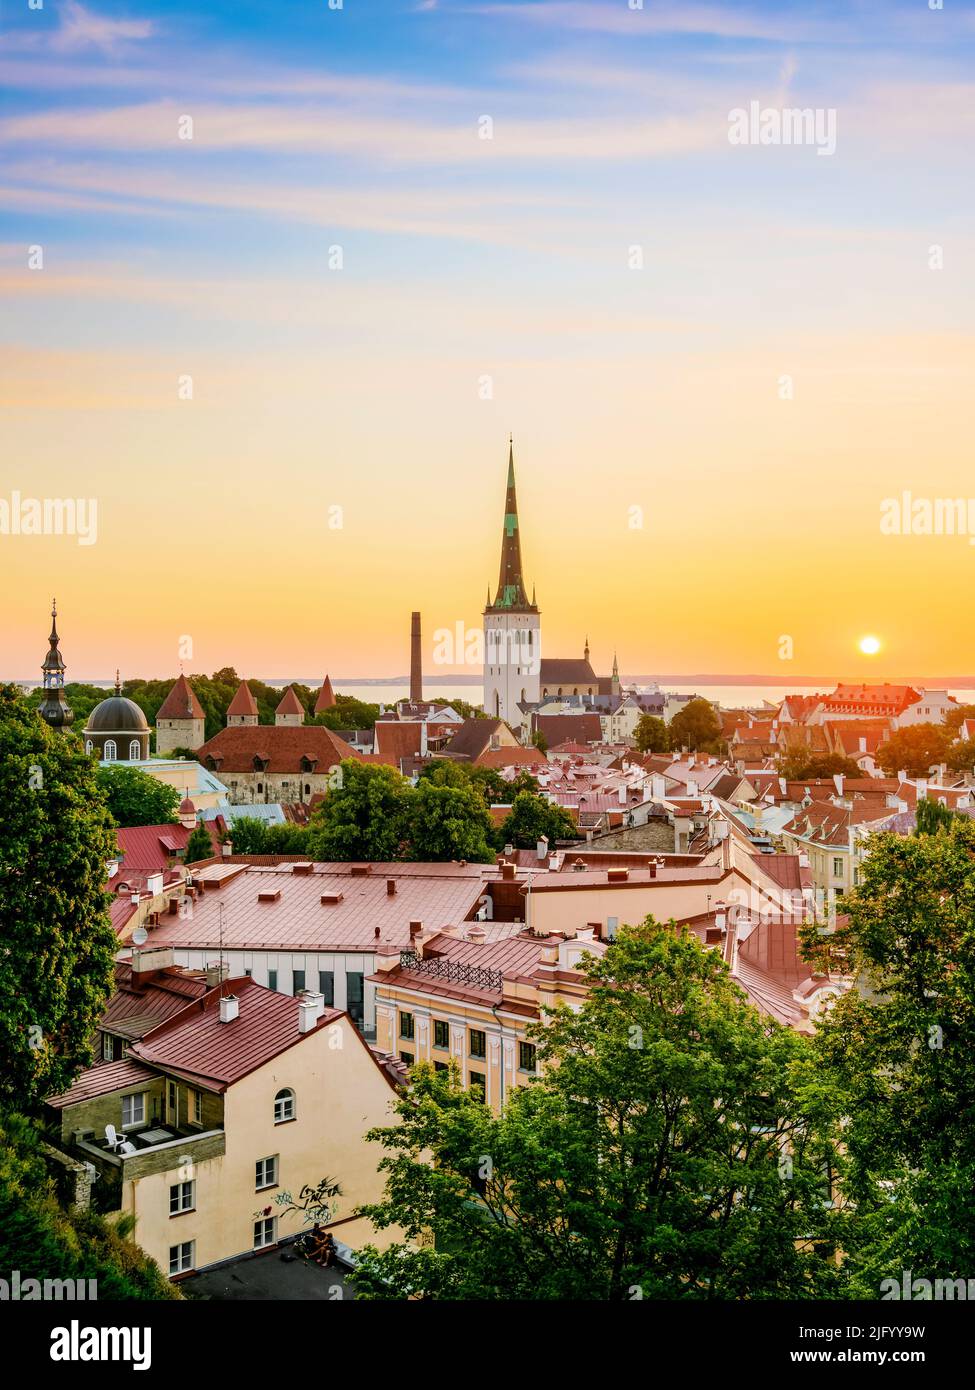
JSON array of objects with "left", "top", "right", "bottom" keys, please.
[{"left": 26, "top": 676, "right": 975, "bottom": 711}]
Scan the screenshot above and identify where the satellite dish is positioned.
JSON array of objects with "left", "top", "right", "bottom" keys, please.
[{"left": 132, "top": 926, "right": 149, "bottom": 946}]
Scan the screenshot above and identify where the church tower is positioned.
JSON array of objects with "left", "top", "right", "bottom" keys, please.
[
  {"left": 38, "top": 599, "right": 74, "bottom": 729},
  {"left": 482, "top": 441, "right": 540, "bottom": 723}
]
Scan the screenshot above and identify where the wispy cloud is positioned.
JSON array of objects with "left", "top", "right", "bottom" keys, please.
[{"left": 53, "top": 1, "right": 154, "bottom": 53}]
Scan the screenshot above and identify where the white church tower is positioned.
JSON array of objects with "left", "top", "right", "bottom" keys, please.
[{"left": 482, "top": 441, "right": 541, "bottom": 723}]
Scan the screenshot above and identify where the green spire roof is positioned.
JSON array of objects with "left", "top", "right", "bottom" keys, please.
[{"left": 486, "top": 440, "right": 537, "bottom": 613}]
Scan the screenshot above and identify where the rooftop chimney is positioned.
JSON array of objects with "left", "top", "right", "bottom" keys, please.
[
  {"left": 387, "top": 878, "right": 397, "bottom": 896},
  {"left": 410, "top": 611, "right": 423, "bottom": 704},
  {"left": 298, "top": 990, "right": 325, "bottom": 1033},
  {"left": 536, "top": 835, "right": 549, "bottom": 861},
  {"left": 219, "top": 994, "right": 239, "bottom": 1024},
  {"left": 205, "top": 960, "right": 229, "bottom": 988},
  {"left": 467, "top": 924, "right": 487, "bottom": 944},
  {"left": 409, "top": 920, "right": 423, "bottom": 939}
]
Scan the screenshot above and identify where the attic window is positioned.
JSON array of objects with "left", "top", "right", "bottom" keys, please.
[
  {"left": 320, "top": 892, "right": 345, "bottom": 905},
  {"left": 258, "top": 890, "right": 281, "bottom": 903},
  {"left": 350, "top": 865, "right": 369, "bottom": 877}
]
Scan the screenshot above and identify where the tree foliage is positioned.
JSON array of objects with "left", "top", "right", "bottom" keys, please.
[
  {"left": 223, "top": 817, "right": 312, "bottom": 856},
  {"left": 0, "top": 1110, "right": 179, "bottom": 1298},
  {"left": 353, "top": 920, "right": 845, "bottom": 1300},
  {"left": 0, "top": 686, "right": 118, "bottom": 1105},
  {"left": 184, "top": 823, "right": 215, "bottom": 864},
  {"left": 634, "top": 714, "right": 670, "bottom": 754},
  {"left": 406, "top": 781, "right": 494, "bottom": 863},
  {"left": 96, "top": 765, "right": 180, "bottom": 828},
  {"left": 814, "top": 821, "right": 975, "bottom": 1290},
  {"left": 876, "top": 723, "right": 949, "bottom": 777},
  {"left": 306, "top": 761, "right": 413, "bottom": 861},
  {"left": 776, "top": 751, "right": 861, "bottom": 781},
  {"left": 669, "top": 697, "right": 724, "bottom": 754},
  {"left": 499, "top": 790, "right": 577, "bottom": 849}
]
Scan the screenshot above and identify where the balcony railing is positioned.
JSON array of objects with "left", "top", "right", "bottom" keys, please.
[{"left": 399, "top": 951, "right": 503, "bottom": 993}]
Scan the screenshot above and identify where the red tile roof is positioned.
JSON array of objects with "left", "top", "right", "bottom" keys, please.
[
  {"left": 227, "top": 680, "right": 259, "bottom": 717},
  {"left": 275, "top": 685, "right": 305, "bottom": 717},
  {"left": 538, "top": 658, "right": 598, "bottom": 686},
  {"left": 196, "top": 724, "right": 357, "bottom": 774},
  {"left": 535, "top": 713, "right": 602, "bottom": 747},
  {"left": 476, "top": 747, "right": 547, "bottom": 769},
  {"left": 373, "top": 721, "right": 424, "bottom": 766},
  {"left": 315, "top": 676, "right": 336, "bottom": 712},
  {"left": 156, "top": 674, "right": 204, "bottom": 721}
]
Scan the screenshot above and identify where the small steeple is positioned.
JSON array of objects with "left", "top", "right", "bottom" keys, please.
[
  {"left": 114, "top": 669, "right": 122, "bottom": 696},
  {"left": 584, "top": 635, "right": 590, "bottom": 663},
  {"left": 39, "top": 598, "right": 74, "bottom": 728}
]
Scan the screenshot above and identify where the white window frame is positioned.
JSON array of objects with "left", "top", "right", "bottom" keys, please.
[
  {"left": 255, "top": 1155, "right": 278, "bottom": 1190},
  {"left": 129, "top": 739, "right": 141, "bottom": 760},
  {"left": 102, "top": 1033, "right": 115, "bottom": 1062},
  {"left": 169, "top": 1180, "right": 195, "bottom": 1215},
  {"left": 169, "top": 1241, "right": 194, "bottom": 1275},
  {"left": 121, "top": 1092, "right": 145, "bottom": 1129},
  {"left": 192, "top": 1090, "right": 203, "bottom": 1125},
  {"left": 253, "top": 1216, "right": 276, "bottom": 1250},
  {"left": 273, "top": 1088, "right": 295, "bottom": 1124},
  {"left": 103, "top": 739, "right": 117, "bottom": 762}
]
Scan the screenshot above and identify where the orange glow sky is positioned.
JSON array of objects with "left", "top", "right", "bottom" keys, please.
[{"left": 2, "top": 2, "right": 974, "bottom": 682}]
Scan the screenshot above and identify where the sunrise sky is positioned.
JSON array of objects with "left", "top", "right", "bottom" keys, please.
[{"left": 2, "top": 0, "right": 974, "bottom": 682}]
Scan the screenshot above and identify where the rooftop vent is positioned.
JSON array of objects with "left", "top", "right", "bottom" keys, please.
[
  {"left": 387, "top": 879, "right": 397, "bottom": 896},
  {"left": 257, "top": 889, "right": 281, "bottom": 903},
  {"left": 607, "top": 868, "right": 629, "bottom": 883},
  {"left": 320, "top": 892, "right": 344, "bottom": 906},
  {"left": 292, "top": 863, "right": 313, "bottom": 876},
  {"left": 350, "top": 865, "right": 369, "bottom": 877}
]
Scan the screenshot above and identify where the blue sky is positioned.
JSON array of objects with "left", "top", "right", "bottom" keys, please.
[{"left": 2, "top": 2, "right": 974, "bottom": 679}]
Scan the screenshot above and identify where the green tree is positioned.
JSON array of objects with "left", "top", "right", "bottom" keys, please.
[
  {"left": 306, "top": 760, "right": 411, "bottom": 861},
  {"left": 499, "top": 790, "right": 577, "bottom": 849},
  {"left": 96, "top": 765, "right": 180, "bottom": 827},
  {"left": 531, "top": 730, "right": 548, "bottom": 754},
  {"left": 814, "top": 821, "right": 975, "bottom": 1291},
  {"left": 634, "top": 714, "right": 670, "bottom": 754},
  {"left": 942, "top": 702, "right": 975, "bottom": 737},
  {"left": 225, "top": 818, "right": 311, "bottom": 856},
  {"left": 416, "top": 759, "right": 473, "bottom": 790},
  {"left": 876, "top": 723, "right": 949, "bottom": 777},
  {"left": 407, "top": 781, "right": 494, "bottom": 863},
  {"left": 946, "top": 737, "right": 975, "bottom": 773},
  {"left": 0, "top": 685, "right": 118, "bottom": 1105},
  {"left": 669, "top": 697, "right": 723, "bottom": 754},
  {"left": 353, "top": 919, "right": 844, "bottom": 1300},
  {"left": 312, "top": 695, "right": 382, "bottom": 732},
  {"left": 0, "top": 1110, "right": 179, "bottom": 1298},
  {"left": 184, "top": 823, "right": 214, "bottom": 863},
  {"left": 913, "top": 797, "right": 959, "bottom": 835},
  {"left": 777, "top": 751, "right": 861, "bottom": 781}
]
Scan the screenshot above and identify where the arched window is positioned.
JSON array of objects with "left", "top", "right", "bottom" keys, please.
[
  {"left": 85, "top": 740, "right": 93, "bottom": 754},
  {"left": 274, "top": 1088, "right": 295, "bottom": 1124},
  {"left": 129, "top": 740, "right": 141, "bottom": 760},
  {"left": 103, "top": 740, "right": 117, "bottom": 762},
  {"left": 304, "top": 783, "right": 311, "bottom": 796}
]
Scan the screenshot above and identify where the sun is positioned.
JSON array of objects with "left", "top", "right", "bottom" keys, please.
[{"left": 858, "top": 635, "right": 881, "bottom": 656}]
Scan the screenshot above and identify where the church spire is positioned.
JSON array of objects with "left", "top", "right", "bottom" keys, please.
[
  {"left": 39, "top": 598, "right": 74, "bottom": 728},
  {"left": 485, "top": 439, "right": 536, "bottom": 613}
]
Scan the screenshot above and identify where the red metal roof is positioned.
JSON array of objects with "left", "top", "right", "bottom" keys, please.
[
  {"left": 145, "top": 862, "right": 487, "bottom": 953},
  {"left": 47, "top": 1057, "right": 158, "bottom": 1108},
  {"left": 130, "top": 976, "right": 343, "bottom": 1089}
]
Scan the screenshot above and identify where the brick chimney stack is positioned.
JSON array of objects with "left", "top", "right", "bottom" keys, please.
[{"left": 410, "top": 611, "right": 422, "bottom": 704}]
